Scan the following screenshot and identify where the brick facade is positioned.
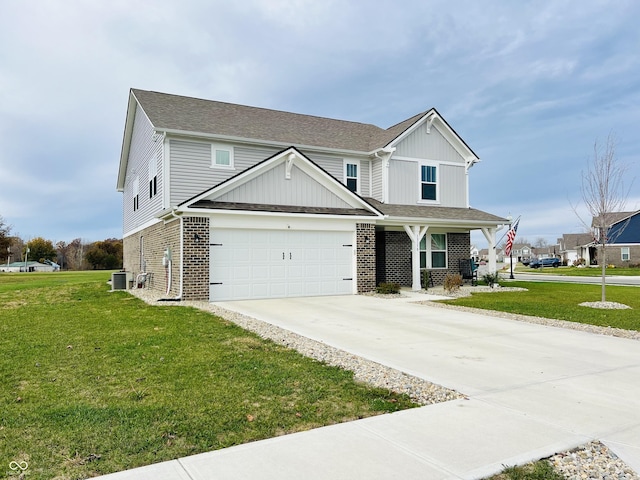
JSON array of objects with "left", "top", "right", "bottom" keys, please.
[
  {"left": 122, "top": 216, "right": 209, "bottom": 300},
  {"left": 356, "top": 223, "right": 376, "bottom": 293},
  {"left": 376, "top": 231, "right": 412, "bottom": 286},
  {"left": 182, "top": 217, "right": 210, "bottom": 300},
  {"left": 375, "top": 230, "right": 471, "bottom": 287}
]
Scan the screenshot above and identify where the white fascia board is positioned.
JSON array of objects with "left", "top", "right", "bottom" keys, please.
[
  {"left": 117, "top": 94, "right": 139, "bottom": 191},
  {"left": 376, "top": 217, "right": 507, "bottom": 228},
  {"left": 177, "top": 206, "right": 380, "bottom": 222},
  {"left": 384, "top": 111, "right": 480, "bottom": 166},
  {"left": 118, "top": 92, "right": 159, "bottom": 191},
  {"left": 122, "top": 217, "right": 163, "bottom": 238},
  {"left": 155, "top": 128, "right": 370, "bottom": 157}
]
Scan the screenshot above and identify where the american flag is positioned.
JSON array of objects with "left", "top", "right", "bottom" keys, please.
[{"left": 504, "top": 218, "right": 519, "bottom": 257}]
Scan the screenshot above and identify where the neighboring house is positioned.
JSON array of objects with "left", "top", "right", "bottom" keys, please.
[
  {"left": 470, "top": 245, "right": 479, "bottom": 262},
  {"left": 531, "top": 245, "right": 561, "bottom": 261},
  {"left": 558, "top": 233, "right": 594, "bottom": 266},
  {"left": 0, "top": 261, "right": 56, "bottom": 272},
  {"left": 117, "top": 89, "right": 508, "bottom": 301},
  {"left": 499, "top": 242, "right": 532, "bottom": 263},
  {"left": 593, "top": 210, "right": 640, "bottom": 267}
]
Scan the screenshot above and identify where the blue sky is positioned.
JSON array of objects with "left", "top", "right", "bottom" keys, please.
[{"left": 1, "top": 0, "right": 639, "bottom": 248}]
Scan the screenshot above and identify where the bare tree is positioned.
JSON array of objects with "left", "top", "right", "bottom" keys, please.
[{"left": 575, "top": 133, "right": 632, "bottom": 302}]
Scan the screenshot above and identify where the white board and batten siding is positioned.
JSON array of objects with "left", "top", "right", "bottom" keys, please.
[
  {"left": 215, "top": 163, "right": 353, "bottom": 209},
  {"left": 209, "top": 228, "right": 354, "bottom": 301},
  {"left": 394, "top": 124, "right": 466, "bottom": 164},
  {"left": 123, "top": 106, "right": 164, "bottom": 236},
  {"left": 388, "top": 160, "right": 467, "bottom": 207},
  {"left": 386, "top": 123, "right": 468, "bottom": 208}
]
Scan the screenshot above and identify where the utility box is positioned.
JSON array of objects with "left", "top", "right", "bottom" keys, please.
[{"left": 111, "top": 272, "right": 128, "bottom": 290}]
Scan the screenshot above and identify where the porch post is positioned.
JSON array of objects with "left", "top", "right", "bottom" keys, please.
[
  {"left": 481, "top": 227, "right": 497, "bottom": 273},
  {"left": 403, "top": 225, "right": 429, "bottom": 291}
]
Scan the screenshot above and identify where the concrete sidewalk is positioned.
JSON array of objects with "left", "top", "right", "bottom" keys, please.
[{"left": 99, "top": 292, "right": 640, "bottom": 479}]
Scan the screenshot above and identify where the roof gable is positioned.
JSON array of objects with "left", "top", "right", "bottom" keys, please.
[{"left": 180, "top": 147, "right": 382, "bottom": 217}]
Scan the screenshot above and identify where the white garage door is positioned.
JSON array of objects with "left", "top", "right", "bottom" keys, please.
[{"left": 209, "top": 228, "right": 354, "bottom": 301}]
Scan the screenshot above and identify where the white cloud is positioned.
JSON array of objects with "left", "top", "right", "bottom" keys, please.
[{"left": 1, "top": 0, "right": 639, "bottom": 245}]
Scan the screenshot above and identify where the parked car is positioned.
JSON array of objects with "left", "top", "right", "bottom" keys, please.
[{"left": 529, "top": 257, "right": 561, "bottom": 268}]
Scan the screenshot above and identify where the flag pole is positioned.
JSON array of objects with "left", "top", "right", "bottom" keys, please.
[{"left": 510, "top": 249, "right": 514, "bottom": 279}]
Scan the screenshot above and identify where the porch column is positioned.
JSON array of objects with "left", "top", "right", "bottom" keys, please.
[
  {"left": 403, "top": 225, "right": 429, "bottom": 291},
  {"left": 481, "top": 227, "right": 497, "bottom": 274}
]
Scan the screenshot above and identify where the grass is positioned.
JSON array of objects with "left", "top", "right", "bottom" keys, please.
[
  {"left": 0, "top": 272, "right": 416, "bottom": 479},
  {"left": 489, "top": 460, "right": 563, "bottom": 479},
  {"left": 443, "top": 281, "right": 640, "bottom": 332},
  {"left": 513, "top": 265, "right": 640, "bottom": 276}
]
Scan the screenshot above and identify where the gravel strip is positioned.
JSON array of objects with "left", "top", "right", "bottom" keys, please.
[
  {"left": 126, "top": 288, "right": 638, "bottom": 478},
  {"left": 549, "top": 441, "right": 639, "bottom": 480}
]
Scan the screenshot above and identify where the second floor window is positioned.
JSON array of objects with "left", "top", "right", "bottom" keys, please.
[
  {"left": 149, "top": 157, "right": 158, "bottom": 198},
  {"left": 345, "top": 162, "right": 358, "bottom": 192},
  {"left": 212, "top": 144, "right": 234, "bottom": 169},
  {"left": 133, "top": 177, "right": 140, "bottom": 211},
  {"left": 421, "top": 165, "right": 437, "bottom": 201}
]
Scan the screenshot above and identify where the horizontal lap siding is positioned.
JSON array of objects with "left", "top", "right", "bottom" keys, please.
[
  {"left": 169, "top": 141, "right": 280, "bottom": 205},
  {"left": 372, "top": 160, "right": 383, "bottom": 201},
  {"left": 123, "top": 107, "right": 163, "bottom": 235}
]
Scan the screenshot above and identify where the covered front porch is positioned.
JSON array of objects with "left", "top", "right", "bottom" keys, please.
[{"left": 366, "top": 199, "right": 509, "bottom": 290}]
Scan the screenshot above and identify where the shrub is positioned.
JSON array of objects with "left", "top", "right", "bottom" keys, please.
[
  {"left": 421, "top": 269, "right": 430, "bottom": 289},
  {"left": 482, "top": 272, "right": 501, "bottom": 287},
  {"left": 376, "top": 282, "right": 400, "bottom": 294},
  {"left": 443, "top": 273, "right": 462, "bottom": 293},
  {"left": 573, "top": 258, "right": 586, "bottom": 267}
]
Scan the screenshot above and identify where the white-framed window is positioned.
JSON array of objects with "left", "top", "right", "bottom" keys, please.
[
  {"left": 149, "top": 156, "right": 158, "bottom": 198},
  {"left": 419, "top": 233, "right": 448, "bottom": 269},
  {"left": 420, "top": 163, "right": 438, "bottom": 202},
  {"left": 344, "top": 160, "right": 360, "bottom": 193},
  {"left": 132, "top": 177, "right": 140, "bottom": 211},
  {"left": 621, "top": 247, "right": 630, "bottom": 261},
  {"left": 211, "top": 144, "right": 234, "bottom": 169}
]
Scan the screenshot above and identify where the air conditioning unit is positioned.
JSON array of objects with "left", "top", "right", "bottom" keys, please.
[{"left": 111, "top": 272, "right": 128, "bottom": 290}]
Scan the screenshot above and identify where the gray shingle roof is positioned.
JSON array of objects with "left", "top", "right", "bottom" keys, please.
[
  {"left": 131, "top": 89, "right": 427, "bottom": 152},
  {"left": 364, "top": 198, "right": 508, "bottom": 223},
  {"left": 190, "top": 200, "right": 377, "bottom": 217}
]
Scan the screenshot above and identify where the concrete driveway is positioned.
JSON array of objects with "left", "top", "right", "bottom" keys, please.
[
  {"left": 100, "top": 292, "right": 640, "bottom": 479},
  {"left": 214, "top": 294, "right": 640, "bottom": 472}
]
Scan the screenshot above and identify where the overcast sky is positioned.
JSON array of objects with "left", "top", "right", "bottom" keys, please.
[{"left": 1, "top": 0, "right": 639, "bottom": 249}]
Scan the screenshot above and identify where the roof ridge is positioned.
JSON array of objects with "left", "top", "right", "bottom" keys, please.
[{"left": 132, "top": 88, "right": 386, "bottom": 130}]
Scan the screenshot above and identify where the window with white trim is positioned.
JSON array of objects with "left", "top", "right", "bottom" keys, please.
[
  {"left": 211, "top": 144, "right": 234, "bottom": 169},
  {"left": 621, "top": 247, "right": 630, "bottom": 261},
  {"left": 420, "top": 164, "right": 437, "bottom": 201},
  {"left": 419, "top": 233, "right": 447, "bottom": 268},
  {"left": 345, "top": 161, "right": 359, "bottom": 193}
]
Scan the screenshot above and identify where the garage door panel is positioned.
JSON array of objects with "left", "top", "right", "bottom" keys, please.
[{"left": 210, "top": 228, "right": 353, "bottom": 301}]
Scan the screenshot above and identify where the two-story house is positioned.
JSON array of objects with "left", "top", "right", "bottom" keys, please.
[{"left": 117, "top": 89, "right": 507, "bottom": 301}]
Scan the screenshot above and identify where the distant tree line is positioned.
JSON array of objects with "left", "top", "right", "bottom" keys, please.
[{"left": 0, "top": 217, "right": 123, "bottom": 270}]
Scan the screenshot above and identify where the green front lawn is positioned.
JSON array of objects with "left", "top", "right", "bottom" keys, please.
[
  {"left": 513, "top": 265, "right": 640, "bottom": 276},
  {"left": 443, "top": 281, "right": 640, "bottom": 332},
  {"left": 0, "top": 272, "right": 415, "bottom": 479}
]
